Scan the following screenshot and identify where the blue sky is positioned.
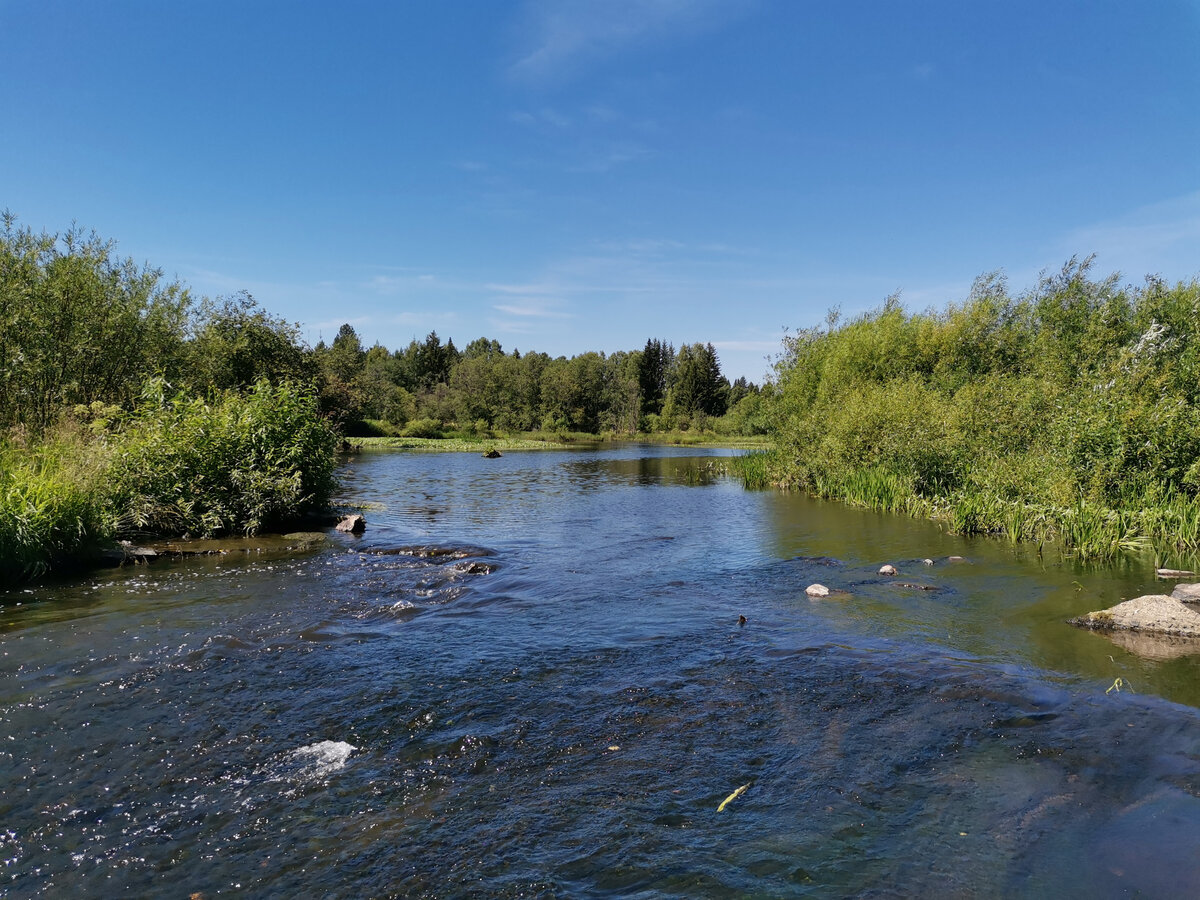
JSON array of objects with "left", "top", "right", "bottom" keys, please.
[{"left": 3, "top": 1, "right": 1199, "bottom": 382}]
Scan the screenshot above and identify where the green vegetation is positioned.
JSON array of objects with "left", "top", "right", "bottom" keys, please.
[
  {"left": 320, "top": 332, "right": 765, "bottom": 439},
  {"left": 1, "top": 216, "right": 339, "bottom": 584},
  {"left": 1, "top": 424, "right": 111, "bottom": 582},
  {"left": 107, "top": 379, "right": 337, "bottom": 536},
  {"left": 1, "top": 381, "right": 337, "bottom": 584},
  {"left": 1, "top": 213, "right": 761, "bottom": 583},
  {"left": 760, "top": 258, "right": 1200, "bottom": 560}
]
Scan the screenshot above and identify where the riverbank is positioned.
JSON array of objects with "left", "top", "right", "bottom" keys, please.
[
  {"left": 759, "top": 265, "right": 1200, "bottom": 563},
  {"left": 1, "top": 381, "right": 338, "bottom": 586},
  {"left": 353, "top": 432, "right": 770, "bottom": 452}
]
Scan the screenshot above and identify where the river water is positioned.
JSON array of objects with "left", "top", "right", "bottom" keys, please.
[{"left": 3, "top": 445, "right": 1200, "bottom": 897}]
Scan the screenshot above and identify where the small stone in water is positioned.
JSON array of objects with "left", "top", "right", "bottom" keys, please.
[
  {"left": 923, "top": 558, "right": 935, "bottom": 566},
  {"left": 806, "top": 584, "right": 830, "bottom": 598},
  {"left": 879, "top": 564, "right": 897, "bottom": 575}
]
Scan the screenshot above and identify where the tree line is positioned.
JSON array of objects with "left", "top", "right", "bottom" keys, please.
[
  {"left": 312, "top": 329, "right": 763, "bottom": 437},
  {"left": 0, "top": 213, "right": 764, "bottom": 439}
]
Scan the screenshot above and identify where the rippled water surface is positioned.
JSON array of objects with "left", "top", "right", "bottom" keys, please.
[{"left": 4, "top": 445, "right": 1200, "bottom": 897}]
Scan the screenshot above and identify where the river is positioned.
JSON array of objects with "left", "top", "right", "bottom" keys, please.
[{"left": 3, "top": 444, "right": 1200, "bottom": 897}]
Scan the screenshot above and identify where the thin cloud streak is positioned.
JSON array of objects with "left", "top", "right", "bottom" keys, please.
[
  {"left": 1059, "top": 190, "right": 1200, "bottom": 281},
  {"left": 509, "top": 0, "right": 750, "bottom": 83}
]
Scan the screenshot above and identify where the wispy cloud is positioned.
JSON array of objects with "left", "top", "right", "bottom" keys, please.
[
  {"left": 509, "top": 0, "right": 750, "bottom": 84},
  {"left": 1059, "top": 190, "right": 1200, "bottom": 281},
  {"left": 494, "top": 302, "right": 571, "bottom": 318}
]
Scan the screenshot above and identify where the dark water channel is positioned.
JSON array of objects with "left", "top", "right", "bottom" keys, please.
[{"left": 3, "top": 445, "right": 1200, "bottom": 897}]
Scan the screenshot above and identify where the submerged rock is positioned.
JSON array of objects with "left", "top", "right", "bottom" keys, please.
[
  {"left": 336, "top": 514, "right": 366, "bottom": 534},
  {"left": 1172, "top": 583, "right": 1200, "bottom": 603},
  {"left": 283, "top": 532, "right": 328, "bottom": 546},
  {"left": 1157, "top": 568, "right": 1197, "bottom": 579},
  {"left": 98, "top": 541, "right": 158, "bottom": 566},
  {"left": 1071, "top": 594, "right": 1200, "bottom": 638}
]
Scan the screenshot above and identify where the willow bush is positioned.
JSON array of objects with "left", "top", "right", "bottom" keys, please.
[
  {"left": 107, "top": 379, "right": 338, "bottom": 537},
  {"left": 763, "top": 260, "right": 1200, "bottom": 559}
]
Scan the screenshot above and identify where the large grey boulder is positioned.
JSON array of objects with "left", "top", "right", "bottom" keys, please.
[{"left": 1072, "top": 594, "right": 1200, "bottom": 638}]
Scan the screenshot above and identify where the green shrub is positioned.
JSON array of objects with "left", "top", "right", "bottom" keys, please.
[
  {"left": 763, "top": 268, "right": 1200, "bottom": 559},
  {"left": 107, "top": 379, "right": 338, "bottom": 536},
  {"left": 401, "top": 418, "right": 444, "bottom": 439}
]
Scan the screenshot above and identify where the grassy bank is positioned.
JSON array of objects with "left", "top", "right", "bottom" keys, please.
[
  {"left": 1, "top": 381, "right": 338, "bottom": 585},
  {"left": 354, "top": 431, "right": 770, "bottom": 451},
  {"left": 758, "top": 263, "right": 1200, "bottom": 562}
]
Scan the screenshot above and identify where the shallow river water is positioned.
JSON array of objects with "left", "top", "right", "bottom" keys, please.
[{"left": 3, "top": 445, "right": 1200, "bottom": 897}]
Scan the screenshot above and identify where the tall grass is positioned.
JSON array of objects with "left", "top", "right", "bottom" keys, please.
[
  {"left": 729, "top": 450, "right": 773, "bottom": 490},
  {"left": 0, "top": 426, "right": 113, "bottom": 584}
]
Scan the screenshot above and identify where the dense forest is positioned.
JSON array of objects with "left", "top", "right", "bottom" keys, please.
[
  {"left": 759, "top": 258, "right": 1200, "bottom": 560},
  {"left": 311, "top": 329, "right": 763, "bottom": 438}
]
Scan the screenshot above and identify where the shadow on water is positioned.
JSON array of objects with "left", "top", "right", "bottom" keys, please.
[{"left": 2, "top": 446, "right": 1200, "bottom": 896}]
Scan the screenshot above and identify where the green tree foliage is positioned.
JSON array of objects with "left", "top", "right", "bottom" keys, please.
[
  {"left": 637, "top": 338, "right": 674, "bottom": 416},
  {"left": 315, "top": 323, "right": 369, "bottom": 428},
  {"left": 671, "top": 342, "right": 730, "bottom": 419},
  {"left": 0, "top": 213, "right": 191, "bottom": 430},
  {"left": 185, "top": 291, "right": 315, "bottom": 392},
  {"left": 360, "top": 344, "right": 415, "bottom": 425},
  {"left": 764, "top": 264, "right": 1200, "bottom": 557}
]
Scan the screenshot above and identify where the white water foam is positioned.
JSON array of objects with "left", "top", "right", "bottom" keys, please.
[{"left": 284, "top": 740, "right": 357, "bottom": 780}]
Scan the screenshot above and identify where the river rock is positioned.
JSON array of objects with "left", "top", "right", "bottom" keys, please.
[
  {"left": 336, "top": 514, "right": 366, "bottom": 534},
  {"left": 284, "top": 532, "right": 328, "bottom": 545},
  {"left": 1157, "top": 568, "right": 1197, "bottom": 578},
  {"left": 922, "top": 558, "right": 935, "bottom": 566},
  {"left": 879, "top": 564, "right": 897, "bottom": 575},
  {"left": 1071, "top": 594, "right": 1200, "bottom": 638},
  {"left": 1173, "top": 583, "right": 1200, "bottom": 603},
  {"left": 482, "top": 448, "right": 502, "bottom": 458},
  {"left": 806, "top": 583, "right": 830, "bottom": 598}
]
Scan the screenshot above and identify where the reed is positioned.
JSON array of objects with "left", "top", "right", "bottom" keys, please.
[{"left": 0, "top": 428, "right": 113, "bottom": 583}]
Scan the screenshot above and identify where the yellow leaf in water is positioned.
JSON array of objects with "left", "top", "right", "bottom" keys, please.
[{"left": 717, "top": 783, "right": 750, "bottom": 812}]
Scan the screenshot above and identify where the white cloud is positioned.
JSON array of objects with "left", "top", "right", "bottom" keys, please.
[
  {"left": 494, "top": 301, "right": 572, "bottom": 319},
  {"left": 1059, "top": 190, "right": 1200, "bottom": 282},
  {"left": 509, "top": 0, "right": 750, "bottom": 83}
]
